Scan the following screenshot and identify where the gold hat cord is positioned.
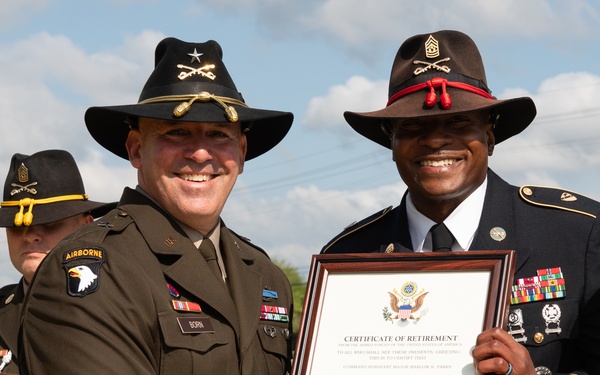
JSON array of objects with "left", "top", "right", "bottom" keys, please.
[
  {"left": 1, "top": 194, "right": 89, "bottom": 226},
  {"left": 138, "top": 91, "right": 248, "bottom": 122}
]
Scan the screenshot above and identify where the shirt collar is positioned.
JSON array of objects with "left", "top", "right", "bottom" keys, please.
[{"left": 406, "top": 177, "right": 487, "bottom": 251}]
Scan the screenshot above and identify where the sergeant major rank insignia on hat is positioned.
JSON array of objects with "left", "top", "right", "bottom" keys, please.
[
  {"left": 0, "top": 150, "right": 115, "bottom": 228},
  {"left": 343, "top": 30, "right": 536, "bottom": 150}
]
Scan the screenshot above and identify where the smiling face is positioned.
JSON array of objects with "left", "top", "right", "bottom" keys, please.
[
  {"left": 390, "top": 110, "right": 495, "bottom": 221},
  {"left": 6, "top": 214, "right": 93, "bottom": 283},
  {"left": 126, "top": 118, "right": 247, "bottom": 235}
]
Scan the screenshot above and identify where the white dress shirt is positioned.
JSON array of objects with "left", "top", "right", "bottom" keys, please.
[{"left": 407, "top": 177, "right": 487, "bottom": 252}]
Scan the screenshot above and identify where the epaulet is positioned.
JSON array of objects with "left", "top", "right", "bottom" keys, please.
[
  {"left": 0, "top": 283, "right": 17, "bottom": 299},
  {"left": 519, "top": 185, "right": 599, "bottom": 219},
  {"left": 227, "top": 228, "right": 270, "bottom": 259},
  {"left": 67, "top": 208, "right": 133, "bottom": 244},
  {"left": 321, "top": 206, "right": 394, "bottom": 253}
]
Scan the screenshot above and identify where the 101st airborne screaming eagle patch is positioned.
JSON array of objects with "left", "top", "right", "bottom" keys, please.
[{"left": 62, "top": 247, "right": 105, "bottom": 297}]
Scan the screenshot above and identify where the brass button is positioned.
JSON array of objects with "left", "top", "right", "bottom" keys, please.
[
  {"left": 523, "top": 187, "right": 533, "bottom": 196},
  {"left": 533, "top": 332, "right": 544, "bottom": 344}
]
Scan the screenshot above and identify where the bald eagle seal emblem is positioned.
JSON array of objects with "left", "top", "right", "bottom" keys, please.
[
  {"left": 383, "top": 281, "right": 429, "bottom": 325},
  {"left": 62, "top": 247, "right": 104, "bottom": 297}
]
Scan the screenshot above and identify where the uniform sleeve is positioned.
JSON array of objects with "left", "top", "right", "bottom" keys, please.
[
  {"left": 579, "top": 216, "right": 600, "bottom": 373},
  {"left": 20, "top": 238, "right": 160, "bottom": 375}
]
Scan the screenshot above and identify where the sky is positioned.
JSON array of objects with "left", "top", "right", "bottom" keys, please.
[{"left": 1, "top": 0, "right": 600, "bottom": 285}]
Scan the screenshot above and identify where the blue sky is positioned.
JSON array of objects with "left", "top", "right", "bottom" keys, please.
[{"left": 1, "top": 0, "right": 600, "bottom": 284}]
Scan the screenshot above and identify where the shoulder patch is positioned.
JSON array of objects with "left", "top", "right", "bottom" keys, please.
[
  {"left": 520, "top": 185, "right": 598, "bottom": 219},
  {"left": 62, "top": 247, "right": 105, "bottom": 297},
  {"left": 321, "top": 206, "right": 394, "bottom": 253}
]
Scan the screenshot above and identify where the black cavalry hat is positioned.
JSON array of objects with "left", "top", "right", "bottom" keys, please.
[
  {"left": 0, "top": 150, "right": 116, "bottom": 227},
  {"left": 344, "top": 30, "right": 536, "bottom": 148},
  {"left": 85, "top": 37, "right": 293, "bottom": 161}
]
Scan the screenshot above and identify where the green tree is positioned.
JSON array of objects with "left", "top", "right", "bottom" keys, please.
[{"left": 274, "top": 259, "right": 307, "bottom": 345}]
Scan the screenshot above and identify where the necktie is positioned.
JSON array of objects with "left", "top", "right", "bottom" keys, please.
[
  {"left": 430, "top": 223, "right": 454, "bottom": 252},
  {"left": 199, "top": 238, "right": 223, "bottom": 282}
]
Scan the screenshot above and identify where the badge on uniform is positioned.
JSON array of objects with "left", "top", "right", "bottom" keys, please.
[
  {"left": 172, "top": 300, "right": 202, "bottom": 313},
  {"left": 510, "top": 267, "right": 566, "bottom": 305},
  {"left": 542, "top": 303, "right": 562, "bottom": 335},
  {"left": 0, "top": 349, "right": 12, "bottom": 371},
  {"left": 62, "top": 247, "right": 104, "bottom": 297},
  {"left": 262, "top": 287, "right": 278, "bottom": 302},
  {"left": 260, "top": 305, "right": 289, "bottom": 322},
  {"left": 507, "top": 308, "right": 527, "bottom": 343},
  {"left": 177, "top": 316, "right": 214, "bottom": 334},
  {"left": 167, "top": 282, "right": 180, "bottom": 298}
]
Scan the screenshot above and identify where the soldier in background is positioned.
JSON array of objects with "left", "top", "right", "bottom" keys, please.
[{"left": 0, "top": 149, "right": 114, "bottom": 374}]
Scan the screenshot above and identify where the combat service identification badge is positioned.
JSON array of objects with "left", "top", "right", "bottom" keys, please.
[{"left": 63, "top": 247, "right": 105, "bottom": 297}]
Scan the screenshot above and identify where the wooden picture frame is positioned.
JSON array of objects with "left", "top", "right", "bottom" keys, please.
[{"left": 293, "top": 251, "right": 515, "bottom": 374}]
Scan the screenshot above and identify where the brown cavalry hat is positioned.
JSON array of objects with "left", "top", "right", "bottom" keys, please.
[
  {"left": 0, "top": 150, "right": 116, "bottom": 227},
  {"left": 85, "top": 37, "right": 293, "bottom": 161},
  {"left": 344, "top": 30, "right": 537, "bottom": 148}
]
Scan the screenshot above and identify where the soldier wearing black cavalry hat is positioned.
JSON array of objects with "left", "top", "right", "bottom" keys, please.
[
  {"left": 20, "top": 38, "right": 294, "bottom": 374},
  {"left": 321, "top": 30, "right": 600, "bottom": 374},
  {"left": 0, "top": 149, "right": 115, "bottom": 374}
]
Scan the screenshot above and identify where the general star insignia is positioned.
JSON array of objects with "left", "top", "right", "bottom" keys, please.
[{"left": 188, "top": 48, "right": 203, "bottom": 63}]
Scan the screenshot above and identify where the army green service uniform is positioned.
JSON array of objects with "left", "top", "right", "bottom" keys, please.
[
  {"left": 20, "top": 188, "right": 293, "bottom": 374},
  {"left": 0, "top": 282, "right": 22, "bottom": 374}
]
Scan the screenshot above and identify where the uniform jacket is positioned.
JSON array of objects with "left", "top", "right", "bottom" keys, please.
[
  {"left": 0, "top": 281, "right": 23, "bottom": 374},
  {"left": 20, "top": 188, "right": 293, "bottom": 375},
  {"left": 322, "top": 170, "right": 600, "bottom": 374}
]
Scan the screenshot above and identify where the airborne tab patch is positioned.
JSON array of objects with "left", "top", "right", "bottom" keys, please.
[{"left": 62, "top": 247, "right": 104, "bottom": 297}]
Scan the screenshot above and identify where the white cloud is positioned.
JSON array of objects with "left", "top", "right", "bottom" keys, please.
[
  {"left": 0, "top": 31, "right": 154, "bottom": 285},
  {"left": 76, "top": 149, "right": 137, "bottom": 203},
  {"left": 0, "top": 30, "right": 163, "bottom": 187},
  {"left": 223, "top": 182, "right": 405, "bottom": 276},
  {"left": 196, "top": 0, "right": 598, "bottom": 50},
  {"left": 0, "top": 0, "right": 48, "bottom": 29},
  {"left": 303, "top": 76, "right": 387, "bottom": 129},
  {"left": 492, "top": 72, "right": 600, "bottom": 173}
]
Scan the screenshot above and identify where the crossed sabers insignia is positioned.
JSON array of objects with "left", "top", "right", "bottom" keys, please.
[
  {"left": 11, "top": 182, "right": 38, "bottom": 196},
  {"left": 177, "top": 64, "right": 216, "bottom": 81},
  {"left": 413, "top": 57, "right": 451, "bottom": 75}
]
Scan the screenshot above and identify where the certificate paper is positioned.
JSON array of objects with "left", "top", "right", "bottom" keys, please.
[{"left": 293, "top": 251, "right": 515, "bottom": 375}]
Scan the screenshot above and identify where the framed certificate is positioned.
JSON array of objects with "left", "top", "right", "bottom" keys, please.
[{"left": 292, "top": 251, "right": 515, "bottom": 375}]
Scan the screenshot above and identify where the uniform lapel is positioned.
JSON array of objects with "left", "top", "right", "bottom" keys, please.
[
  {"left": 162, "top": 248, "right": 240, "bottom": 332},
  {"left": 121, "top": 190, "right": 240, "bottom": 332},
  {"left": 0, "top": 281, "right": 24, "bottom": 355},
  {"left": 470, "top": 171, "right": 531, "bottom": 273},
  {"left": 394, "top": 196, "right": 414, "bottom": 251},
  {"left": 219, "top": 225, "right": 262, "bottom": 355}
]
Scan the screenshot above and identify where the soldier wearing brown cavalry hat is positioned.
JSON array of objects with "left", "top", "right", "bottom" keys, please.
[
  {"left": 321, "top": 30, "right": 600, "bottom": 374},
  {"left": 0, "top": 149, "right": 115, "bottom": 374},
  {"left": 20, "top": 38, "right": 294, "bottom": 375}
]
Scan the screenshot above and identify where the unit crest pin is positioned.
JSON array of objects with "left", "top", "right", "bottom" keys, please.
[
  {"left": 177, "top": 48, "right": 216, "bottom": 81},
  {"left": 490, "top": 227, "right": 506, "bottom": 242}
]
